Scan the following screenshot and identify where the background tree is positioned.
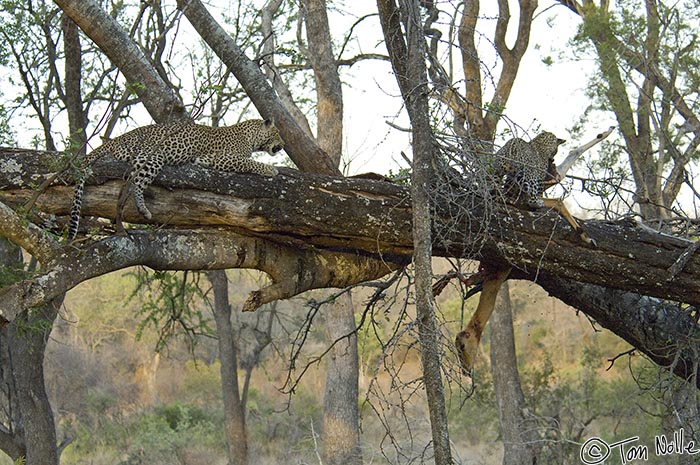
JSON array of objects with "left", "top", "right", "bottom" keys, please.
[
  {"left": 207, "top": 270, "right": 250, "bottom": 465},
  {"left": 560, "top": 0, "right": 700, "bottom": 225},
  {"left": 377, "top": 0, "right": 454, "bottom": 462},
  {"left": 257, "top": 0, "right": 362, "bottom": 462},
  {"left": 456, "top": 2, "right": 542, "bottom": 462},
  {"left": 0, "top": 3, "right": 96, "bottom": 460},
  {"left": 409, "top": 0, "right": 543, "bottom": 462},
  {"left": 0, "top": 239, "right": 62, "bottom": 464}
]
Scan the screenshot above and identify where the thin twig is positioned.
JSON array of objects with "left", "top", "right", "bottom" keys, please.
[{"left": 607, "top": 348, "right": 636, "bottom": 371}]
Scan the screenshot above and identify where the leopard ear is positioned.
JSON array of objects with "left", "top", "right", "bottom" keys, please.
[{"left": 263, "top": 118, "right": 275, "bottom": 127}]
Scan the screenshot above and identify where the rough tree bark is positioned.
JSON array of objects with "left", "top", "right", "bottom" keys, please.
[
  {"left": 301, "top": 0, "right": 344, "bottom": 165},
  {"left": 319, "top": 293, "right": 362, "bottom": 465},
  {"left": 2, "top": 149, "right": 699, "bottom": 387},
  {"left": 0, "top": 239, "right": 62, "bottom": 465},
  {"left": 489, "top": 281, "right": 539, "bottom": 464},
  {"left": 260, "top": 0, "right": 314, "bottom": 139},
  {"left": 295, "top": 0, "right": 363, "bottom": 459},
  {"left": 2, "top": 152, "right": 699, "bottom": 303},
  {"left": 0, "top": 304, "right": 62, "bottom": 465},
  {"left": 61, "top": 14, "right": 87, "bottom": 155}
]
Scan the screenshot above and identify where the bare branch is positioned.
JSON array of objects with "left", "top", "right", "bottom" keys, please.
[{"left": 55, "top": 0, "right": 186, "bottom": 123}]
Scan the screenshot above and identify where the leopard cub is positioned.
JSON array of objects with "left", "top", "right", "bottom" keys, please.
[{"left": 492, "top": 131, "right": 565, "bottom": 208}]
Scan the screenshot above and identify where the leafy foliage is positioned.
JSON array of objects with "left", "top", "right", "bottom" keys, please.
[{"left": 128, "top": 270, "right": 214, "bottom": 353}]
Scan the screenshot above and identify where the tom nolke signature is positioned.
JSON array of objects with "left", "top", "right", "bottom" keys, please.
[{"left": 579, "top": 428, "right": 699, "bottom": 464}]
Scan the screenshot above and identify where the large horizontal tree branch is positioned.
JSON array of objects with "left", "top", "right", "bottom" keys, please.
[
  {"left": 1, "top": 148, "right": 698, "bottom": 306},
  {"left": 529, "top": 271, "right": 700, "bottom": 387},
  {"left": 0, "top": 226, "right": 402, "bottom": 323},
  {"left": 2, "top": 148, "right": 700, "bottom": 386}
]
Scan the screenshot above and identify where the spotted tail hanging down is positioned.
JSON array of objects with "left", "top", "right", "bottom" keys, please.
[
  {"left": 66, "top": 175, "right": 86, "bottom": 240},
  {"left": 67, "top": 144, "right": 109, "bottom": 240}
]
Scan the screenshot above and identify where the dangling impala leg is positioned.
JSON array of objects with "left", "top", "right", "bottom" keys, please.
[
  {"left": 542, "top": 198, "right": 596, "bottom": 246},
  {"left": 455, "top": 265, "right": 511, "bottom": 375}
]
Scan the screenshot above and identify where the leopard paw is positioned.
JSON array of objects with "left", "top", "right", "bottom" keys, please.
[
  {"left": 263, "top": 165, "right": 279, "bottom": 177},
  {"left": 137, "top": 204, "right": 153, "bottom": 220}
]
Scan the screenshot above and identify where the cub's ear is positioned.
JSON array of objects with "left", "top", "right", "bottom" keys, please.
[
  {"left": 557, "top": 138, "right": 566, "bottom": 145},
  {"left": 263, "top": 118, "right": 275, "bottom": 127}
]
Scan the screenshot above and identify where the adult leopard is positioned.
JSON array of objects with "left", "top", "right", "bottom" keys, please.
[{"left": 68, "top": 118, "right": 283, "bottom": 239}]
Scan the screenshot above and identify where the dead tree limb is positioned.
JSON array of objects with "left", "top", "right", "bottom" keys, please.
[
  {"left": 0, "top": 148, "right": 698, "bottom": 306},
  {"left": 2, "top": 148, "right": 700, "bottom": 387}
]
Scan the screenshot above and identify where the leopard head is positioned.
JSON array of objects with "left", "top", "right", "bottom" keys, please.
[
  {"left": 531, "top": 131, "right": 565, "bottom": 162},
  {"left": 257, "top": 119, "right": 285, "bottom": 155}
]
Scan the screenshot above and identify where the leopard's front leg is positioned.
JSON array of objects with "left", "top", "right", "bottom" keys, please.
[{"left": 129, "top": 154, "right": 165, "bottom": 220}]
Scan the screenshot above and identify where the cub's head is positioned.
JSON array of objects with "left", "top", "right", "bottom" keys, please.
[
  {"left": 531, "top": 131, "right": 566, "bottom": 161},
  {"left": 257, "top": 119, "right": 285, "bottom": 155}
]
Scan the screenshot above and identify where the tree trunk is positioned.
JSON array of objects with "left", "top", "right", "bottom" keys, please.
[
  {"left": 297, "top": 0, "right": 363, "bottom": 459},
  {"left": 0, "top": 239, "right": 61, "bottom": 464},
  {"left": 301, "top": 0, "right": 343, "bottom": 165},
  {"left": 320, "top": 293, "right": 362, "bottom": 465},
  {"left": 0, "top": 305, "right": 62, "bottom": 465},
  {"left": 0, "top": 239, "right": 25, "bottom": 462},
  {"left": 489, "top": 281, "right": 539, "bottom": 465},
  {"left": 387, "top": 0, "right": 454, "bottom": 461},
  {"left": 61, "top": 13, "right": 87, "bottom": 156},
  {"left": 208, "top": 270, "right": 248, "bottom": 465},
  {"left": 454, "top": 4, "right": 544, "bottom": 462},
  {"left": 0, "top": 15, "right": 86, "bottom": 464}
]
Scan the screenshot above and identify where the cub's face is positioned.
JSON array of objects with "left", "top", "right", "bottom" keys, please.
[{"left": 531, "top": 131, "right": 565, "bottom": 161}]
